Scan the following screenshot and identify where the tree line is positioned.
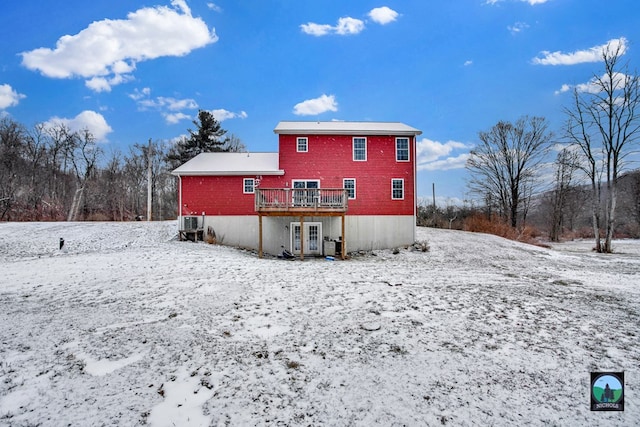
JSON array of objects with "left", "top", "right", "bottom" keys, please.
[
  {"left": 0, "top": 110, "right": 243, "bottom": 222},
  {"left": 462, "top": 41, "right": 640, "bottom": 252}
]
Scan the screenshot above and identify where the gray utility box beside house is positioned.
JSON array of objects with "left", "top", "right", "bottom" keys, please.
[
  {"left": 323, "top": 239, "right": 336, "bottom": 256},
  {"left": 179, "top": 216, "right": 203, "bottom": 241},
  {"left": 183, "top": 216, "right": 198, "bottom": 230}
]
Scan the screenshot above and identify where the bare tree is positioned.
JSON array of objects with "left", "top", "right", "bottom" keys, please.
[
  {"left": 223, "top": 134, "right": 247, "bottom": 153},
  {"left": 564, "top": 41, "right": 640, "bottom": 252},
  {"left": 549, "top": 148, "right": 580, "bottom": 241},
  {"left": 0, "top": 115, "right": 183, "bottom": 221},
  {"left": 67, "top": 129, "right": 102, "bottom": 221},
  {"left": 467, "top": 116, "right": 552, "bottom": 228},
  {"left": 616, "top": 169, "right": 640, "bottom": 236},
  {"left": 0, "top": 118, "right": 27, "bottom": 220},
  {"left": 25, "top": 124, "right": 49, "bottom": 218}
]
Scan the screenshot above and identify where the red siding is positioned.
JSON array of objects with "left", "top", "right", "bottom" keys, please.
[
  {"left": 278, "top": 134, "right": 415, "bottom": 215},
  {"left": 180, "top": 176, "right": 258, "bottom": 216},
  {"left": 179, "top": 134, "right": 416, "bottom": 217}
]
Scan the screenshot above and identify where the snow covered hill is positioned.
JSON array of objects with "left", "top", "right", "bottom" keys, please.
[{"left": 1, "top": 222, "right": 638, "bottom": 426}]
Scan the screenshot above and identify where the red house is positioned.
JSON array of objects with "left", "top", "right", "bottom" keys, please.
[{"left": 172, "top": 121, "right": 422, "bottom": 258}]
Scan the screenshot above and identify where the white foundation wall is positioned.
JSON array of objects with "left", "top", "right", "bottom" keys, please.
[
  {"left": 344, "top": 215, "right": 416, "bottom": 252},
  {"left": 199, "top": 215, "right": 259, "bottom": 248},
  {"left": 193, "top": 215, "right": 416, "bottom": 256}
]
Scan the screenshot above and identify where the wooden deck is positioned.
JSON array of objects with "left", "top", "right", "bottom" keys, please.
[
  {"left": 255, "top": 188, "right": 348, "bottom": 215},
  {"left": 255, "top": 188, "right": 348, "bottom": 259}
]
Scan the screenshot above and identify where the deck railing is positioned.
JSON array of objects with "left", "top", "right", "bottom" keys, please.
[{"left": 255, "top": 188, "right": 348, "bottom": 213}]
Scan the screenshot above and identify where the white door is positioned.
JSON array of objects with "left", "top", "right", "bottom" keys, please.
[{"left": 291, "top": 222, "right": 322, "bottom": 256}]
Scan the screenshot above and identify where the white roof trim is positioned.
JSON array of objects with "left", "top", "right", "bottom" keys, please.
[
  {"left": 172, "top": 152, "right": 284, "bottom": 176},
  {"left": 274, "top": 121, "right": 422, "bottom": 136}
]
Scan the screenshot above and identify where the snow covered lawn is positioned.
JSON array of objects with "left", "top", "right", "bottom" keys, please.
[{"left": 1, "top": 222, "right": 638, "bottom": 426}]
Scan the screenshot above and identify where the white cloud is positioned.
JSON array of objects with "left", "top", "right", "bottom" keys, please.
[
  {"left": 129, "top": 89, "right": 247, "bottom": 124},
  {"left": 556, "top": 72, "right": 629, "bottom": 95},
  {"left": 128, "top": 87, "right": 151, "bottom": 101},
  {"left": 209, "top": 109, "right": 248, "bottom": 121},
  {"left": 508, "top": 22, "right": 529, "bottom": 34},
  {"left": 533, "top": 37, "right": 627, "bottom": 66},
  {"left": 164, "top": 112, "right": 191, "bottom": 125},
  {"left": 0, "top": 84, "right": 26, "bottom": 109},
  {"left": 162, "top": 97, "right": 199, "bottom": 111},
  {"left": 293, "top": 94, "right": 338, "bottom": 116},
  {"left": 368, "top": 7, "right": 399, "bottom": 25},
  {"left": 335, "top": 17, "right": 365, "bottom": 35},
  {"left": 464, "top": 60, "right": 473, "bottom": 67},
  {"left": 419, "top": 154, "right": 470, "bottom": 171},
  {"left": 21, "top": 0, "right": 218, "bottom": 92},
  {"left": 301, "top": 17, "right": 365, "bottom": 37},
  {"left": 130, "top": 88, "right": 198, "bottom": 117},
  {"left": 44, "top": 110, "right": 113, "bottom": 142},
  {"left": 137, "top": 97, "right": 196, "bottom": 111},
  {"left": 554, "top": 84, "right": 572, "bottom": 95},
  {"left": 163, "top": 108, "right": 247, "bottom": 125},
  {"left": 301, "top": 6, "right": 397, "bottom": 37},
  {"left": 300, "top": 23, "right": 334, "bottom": 37},
  {"left": 417, "top": 138, "right": 470, "bottom": 171},
  {"left": 85, "top": 74, "right": 135, "bottom": 93},
  {"left": 207, "top": 3, "right": 222, "bottom": 12}
]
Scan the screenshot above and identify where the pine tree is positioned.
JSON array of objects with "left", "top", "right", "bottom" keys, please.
[{"left": 166, "top": 110, "right": 229, "bottom": 167}]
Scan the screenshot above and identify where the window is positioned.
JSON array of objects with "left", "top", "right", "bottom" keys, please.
[
  {"left": 391, "top": 179, "right": 404, "bottom": 200},
  {"left": 396, "top": 138, "right": 409, "bottom": 161},
  {"left": 292, "top": 180, "right": 319, "bottom": 206},
  {"left": 243, "top": 178, "right": 255, "bottom": 194},
  {"left": 353, "top": 137, "right": 367, "bottom": 161},
  {"left": 297, "top": 137, "right": 308, "bottom": 152},
  {"left": 343, "top": 178, "right": 356, "bottom": 199}
]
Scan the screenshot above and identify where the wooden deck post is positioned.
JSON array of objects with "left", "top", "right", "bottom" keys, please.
[
  {"left": 258, "top": 214, "right": 263, "bottom": 258},
  {"left": 300, "top": 216, "right": 304, "bottom": 261},
  {"left": 341, "top": 213, "right": 346, "bottom": 260}
]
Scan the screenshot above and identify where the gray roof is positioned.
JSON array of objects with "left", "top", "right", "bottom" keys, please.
[
  {"left": 274, "top": 121, "right": 422, "bottom": 136},
  {"left": 171, "top": 152, "right": 284, "bottom": 176}
]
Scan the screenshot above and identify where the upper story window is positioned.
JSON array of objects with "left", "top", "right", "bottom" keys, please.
[
  {"left": 353, "top": 137, "right": 367, "bottom": 161},
  {"left": 243, "top": 178, "right": 255, "bottom": 194},
  {"left": 343, "top": 178, "right": 356, "bottom": 199},
  {"left": 391, "top": 178, "right": 404, "bottom": 200},
  {"left": 396, "top": 138, "right": 409, "bottom": 161},
  {"left": 297, "top": 137, "right": 308, "bottom": 152}
]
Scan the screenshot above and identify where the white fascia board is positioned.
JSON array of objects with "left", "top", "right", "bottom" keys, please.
[
  {"left": 274, "top": 121, "right": 422, "bottom": 136},
  {"left": 172, "top": 170, "right": 285, "bottom": 176}
]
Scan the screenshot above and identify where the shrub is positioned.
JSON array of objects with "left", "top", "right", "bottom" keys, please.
[
  {"left": 206, "top": 226, "right": 217, "bottom": 244},
  {"left": 462, "top": 214, "right": 545, "bottom": 246}
]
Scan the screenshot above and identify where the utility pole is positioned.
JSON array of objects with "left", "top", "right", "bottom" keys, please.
[
  {"left": 147, "top": 139, "right": 152, "bottom": 221},
  {"left": 432, "top": 182, "right": 437, "bottom": 227},
  {"left": 432, "top": 183, "right": 436, "bottom": 210}
]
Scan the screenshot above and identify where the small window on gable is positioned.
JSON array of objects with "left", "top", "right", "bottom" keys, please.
[
  {"left": 243, "top": 178, "right": 255, "bottom": 194},
  {"left": 396, "top": 138, "right": 409, "bottom": 161},
  {"left": 391, "top": 178, "right": 404, "bottom": 200},
  {"left": 297, "top": 137, "right": 308, "bottom": 152},
  {"left": 353, "top": 137, "right": 367, "bottom": 161},
  {"left": 343, "top": 178, "right": 356, "bottom": 199}
]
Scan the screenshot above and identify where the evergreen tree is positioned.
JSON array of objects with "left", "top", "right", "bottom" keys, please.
[{"left": 167, "top": 110, "right": 229, "bottom": 167}]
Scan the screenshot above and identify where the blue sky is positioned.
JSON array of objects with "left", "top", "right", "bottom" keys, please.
[{"left": 1, "top": 0, "right": 638, "bottom": 204}]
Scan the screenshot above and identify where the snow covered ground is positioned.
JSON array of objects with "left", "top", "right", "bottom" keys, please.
[{"left": 0, "top": 221, "right": 638, "bottom": 426}]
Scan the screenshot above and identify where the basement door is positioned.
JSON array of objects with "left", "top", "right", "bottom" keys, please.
[{"left": 290, "top": 222, "right": 322, "bottom": 256}]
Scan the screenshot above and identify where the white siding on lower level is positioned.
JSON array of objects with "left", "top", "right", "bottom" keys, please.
[{"left": 188, "top": 215, "right": 415, "bottom": 256}]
